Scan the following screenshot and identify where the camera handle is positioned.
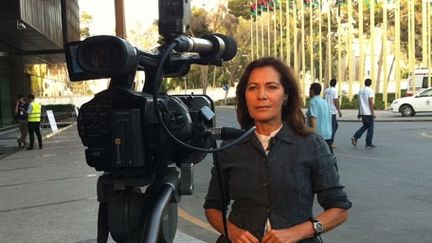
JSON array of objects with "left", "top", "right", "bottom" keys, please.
[
  {"left": 96, "top": 169, "right": 181, "bottom": 243},
  {"left": 140, "top": 182, "right": 177, "bottom": 243}
]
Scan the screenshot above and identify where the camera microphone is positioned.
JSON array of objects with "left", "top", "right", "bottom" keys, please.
[
  {"left": 208, "top": 127, "right": 245, "bottom": 140},
  {"left": 174, "top": 34, "right": 237, "bottom": 61}
]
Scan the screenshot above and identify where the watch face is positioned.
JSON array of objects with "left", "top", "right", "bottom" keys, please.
[{"left": 314, "top": 221, "right": 324, "bottom": 233}]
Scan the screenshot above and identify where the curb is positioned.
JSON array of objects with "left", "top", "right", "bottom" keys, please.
[
  {"left": 45, "top": 122, "right": 75, "bottom": 139},
  {"left": 217, "top": 106, "right": 432, "bottom": 122}
]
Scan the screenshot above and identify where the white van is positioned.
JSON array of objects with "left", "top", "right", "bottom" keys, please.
[{"left": 406, "top": 68, "right": 432, "bottom": 96}]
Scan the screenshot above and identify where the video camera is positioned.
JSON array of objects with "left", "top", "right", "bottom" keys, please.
[{"left": 64, "top": 1, "right": 239, "bottom": 242}]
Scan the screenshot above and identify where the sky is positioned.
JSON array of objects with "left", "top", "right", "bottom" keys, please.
[{"left": 78, "top": 0, "right": 220, "bottom": 36}]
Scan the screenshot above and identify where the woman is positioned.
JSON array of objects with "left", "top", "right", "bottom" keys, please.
[{"left": 204, "top": 57, "right": 351, "bottom": 243}]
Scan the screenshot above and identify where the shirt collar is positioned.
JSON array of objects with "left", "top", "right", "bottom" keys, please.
[
  {"left": 274, "top": 123, "right": 295, "bottom": 144},
  {"left": 239, "top": 122, "right": 296, "bottom": 145},
  {"left": 255, "top": 125, "right": 283, "bottom": 150},
  {"left": 310, "top": 95, "right": 320, "bottom": 101}
]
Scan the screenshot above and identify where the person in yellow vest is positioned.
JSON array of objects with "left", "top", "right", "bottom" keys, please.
[{"left": 26, "top": 94, "right": 43, "bottom": 150}]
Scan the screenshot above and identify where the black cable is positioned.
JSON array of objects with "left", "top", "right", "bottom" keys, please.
[
  {"left": 151, "top": 42, "right": 255, "bottom": 153},
  {"left": 211, "top": 138, "right": 231, "bottom": 243},
  {"left": 97, "top": 202, "right": 109, "bottom": 243}
]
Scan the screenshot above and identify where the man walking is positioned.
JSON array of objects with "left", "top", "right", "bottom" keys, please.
[
  {"left": 307, "top": 83, "right": 333, "bottom": 154},
  {"left": 26, "top": 94, "right": 43, "bottom": 150},
  {"left": 15, "top": 94, "right": 28, "bottom": 148},
  {"left": 324, "top": 79, "right": 342, "bottom": 147},
  {"left": 352, "top": 78, "right": 376, "bottom": 148}
]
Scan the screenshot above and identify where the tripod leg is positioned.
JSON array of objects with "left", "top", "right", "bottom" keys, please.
[{"left": 98, "top": 202, "right": 109, "bottom": 243}]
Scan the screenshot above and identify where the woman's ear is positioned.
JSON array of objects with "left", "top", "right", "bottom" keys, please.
[{"left": 283, "top": 94, "right": 288, "bottom": 106}]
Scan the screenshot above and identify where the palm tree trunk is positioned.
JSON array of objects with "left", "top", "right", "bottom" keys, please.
[
  {"left": 376, "top": 40, "right": 384, "bottom": 93},
  {"left": 200, "top": 66, "right": 209, "bottom": 95}
]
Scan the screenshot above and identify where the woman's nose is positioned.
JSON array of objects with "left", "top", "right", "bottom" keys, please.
[{"left": 258, "top": 88, "right": 267, "bottom": 99}]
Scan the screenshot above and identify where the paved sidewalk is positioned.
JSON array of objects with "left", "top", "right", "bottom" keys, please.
[
  {"left": 0, "top": 123, "right": 206, "bottom": 242},
  {"left": 0, "top": 126, "right": 54, "bottom": 160},
  {"left": 218, "top": 106, "right": 432, "bottom": 122}
]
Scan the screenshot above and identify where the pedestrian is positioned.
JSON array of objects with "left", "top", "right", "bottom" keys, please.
[
  {"left": 351, "top": 78, "right": 376, "bottom": 148},
  {"left": 222, "top": 83, "right": 229, "bottom": 105},
  {"left": 204, "top": 57, "right": 351, "bottom": 243},
  {"left": 307, "top": 83, "right": 334, "bottom": 154},
  {"left": 324, "top": 79, "right": 342, "bottom": 148},
  {"left": 15, "top": 94, "right": 29, "bottom": 148},
  {"left": 26, "top": 94, "right": 43, "bottom": 150}
]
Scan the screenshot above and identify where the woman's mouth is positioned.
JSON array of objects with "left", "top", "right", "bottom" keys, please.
[{"left": 256, "top": 106, "right": 271, "bottom": 110}]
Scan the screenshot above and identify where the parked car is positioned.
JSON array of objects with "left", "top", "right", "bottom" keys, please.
[{"left": 390, "top": 87, "right": 432, "bottom": 116}]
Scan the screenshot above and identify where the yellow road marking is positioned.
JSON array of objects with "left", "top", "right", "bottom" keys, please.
[
  {"left": 178, "top": 208, "right": 218, "bottom": 234},
  {"left": 421, "top": 132, "right": 432, "bottom": 138},
  {"left": 45, "top": 123, "right": 75, "bottom": 138}
]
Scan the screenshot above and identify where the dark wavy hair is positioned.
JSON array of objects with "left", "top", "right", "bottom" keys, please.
[
  {"left": 310, "top": 83, "right": 322, "bottom": 95},
  {"left": 236, "top": 57, "right": 310, "bottom": 136}
]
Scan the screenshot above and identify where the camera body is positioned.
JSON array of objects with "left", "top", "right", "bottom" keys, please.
[
  {"left": 63, "top": 0, "right": 219, "bottom": 176},
  {"left": 77, "top": 87, "right": 214, "bottom": 175}
]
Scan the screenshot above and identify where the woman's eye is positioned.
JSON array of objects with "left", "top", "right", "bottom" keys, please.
[{"left": 247, "top": 86, "right": 257, "bottom": 91}]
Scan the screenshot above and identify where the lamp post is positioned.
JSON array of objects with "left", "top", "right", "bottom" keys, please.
[
  {"left": 114, "top": 0, "right": 126, "bottom": 39},
  {"left": 395, "top": 0, "right": 401, "bottom": 99}
]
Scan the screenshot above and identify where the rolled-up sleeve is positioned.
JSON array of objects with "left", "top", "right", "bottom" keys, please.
[{"left": 311, "top": 136, "right": 352, "bottom": 210}]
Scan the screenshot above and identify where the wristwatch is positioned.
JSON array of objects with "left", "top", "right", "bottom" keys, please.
[{"left": 311, "top": 219, "right": 324, "bottom": 236}]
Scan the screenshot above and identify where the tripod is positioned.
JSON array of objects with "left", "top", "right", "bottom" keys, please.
[{"left": 96, "top": 167, "right": 182, "bottom": 243}]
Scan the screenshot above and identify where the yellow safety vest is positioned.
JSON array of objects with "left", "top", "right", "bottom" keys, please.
[{"left": 28, "top": 102, "right": 41, "bottom": 122}]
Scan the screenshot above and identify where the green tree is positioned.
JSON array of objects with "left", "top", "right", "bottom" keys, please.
[
  {"left": 228, "top": 0, "right": 251, "bottom": 20},
  {"left": 184, "top": 4, "right": 241, "bottom": 94},
  {"left": 188, "top": 8, "right": 211, "bottom": 37},
  {"left": 128, "top": 21, "right": 159, "bottom": 50},
  {"left": 80, "top": 11, "right": 93, "bottom": 39}
]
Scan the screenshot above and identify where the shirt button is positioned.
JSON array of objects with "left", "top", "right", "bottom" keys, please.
[{"left": 262, "top": 181, "right": 270, "bottom": 188}]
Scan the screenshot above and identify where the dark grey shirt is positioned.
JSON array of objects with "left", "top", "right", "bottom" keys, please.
[{"left": 204, "top": 123, "right": 352, "bottom": 242}]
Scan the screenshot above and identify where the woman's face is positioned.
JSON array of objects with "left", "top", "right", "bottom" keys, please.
[{"left": 245, "top": 66, "right": 287, "bottom": 126}]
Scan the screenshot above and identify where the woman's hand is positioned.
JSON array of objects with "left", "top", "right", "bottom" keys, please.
[
  {"left": 262, "top": 208, "right": 349, "bottom": 243},
  {"left": 262, "top": 228, "right": 302, "bottom": 243},
  {"left": 205, "top": 209, "right": 260, "bottom": 243},
  {"left": 227, "top": 222, "right": 259, "bottom": 243}
]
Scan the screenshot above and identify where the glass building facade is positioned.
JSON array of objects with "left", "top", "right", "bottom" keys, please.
[{"left": 0, "top": 0, "right": 79, "bottom": 128}]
